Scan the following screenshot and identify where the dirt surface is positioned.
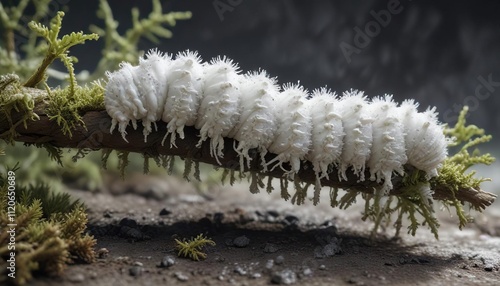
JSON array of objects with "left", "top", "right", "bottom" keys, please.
[{"left": 30, "top": 172, "right": 500, "bottom": 286}]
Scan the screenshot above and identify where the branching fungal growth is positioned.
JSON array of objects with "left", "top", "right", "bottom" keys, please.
[{"left": 175, "top": 234, "right": 216, "bottom": 261}]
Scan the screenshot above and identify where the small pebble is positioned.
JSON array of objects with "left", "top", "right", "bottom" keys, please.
[
  {"left": 484, "top": 264, "right": 494, "bottom": 272},
  {"left": 271, "top": 269, "right": 297, "bottom": 285},
  {"left": 275, "top": 255, "right": 285, "bottom": 265},
  {"left": 97, "top": 248, "right": 109, "bottom": 259},
  {"left": 174, "top": 271, "right": 189, "bottom": 281},
  {"left": 160, "top": 255, "right": 176, "bottom": 268},
  {"left": 266, "top": 259, "right": 274, "bottom": 269},
  {"left": 302, "top": 268, "right": 313, "bottom": 276},
  {"left": 252, "top": 273, "right": 262, "bottom": 279},
  {"left": 133, "top": 261, "right": 143, "bottom": 266},
  {"left": 319, "top": 265, "right": 326, "bottom": 270},
  {"left": 233, "top": 235, "right": 250, "bottom": 247},
  {"left": 159, "top": 208, "right": 172, "bottom": 216},
  {"left": 129, "top": 266, "right": 143, "bottom": 277}
]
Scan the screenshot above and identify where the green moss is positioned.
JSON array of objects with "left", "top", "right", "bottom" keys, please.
[
  {"left": 24, "top": 11, "right": 99, "bottom": 90},
  {"left": 0, "top": 166, "right": 96, "bottom": 285},
  {"left": 175, "top": 234, "right": 216, "bottom": 261},
  {"left": 0, "top": 74, "right": 39, "bottom": 143},
  {"left": 46, "top": 83, "right": 105, "bottom": 137}
]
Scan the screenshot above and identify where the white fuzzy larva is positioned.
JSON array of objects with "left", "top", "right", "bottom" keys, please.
[
  {"left": 104, "top": 48, "right": 450, "bottom": 193},
  {"left": 106, "top": 63, "right": 146, "bottom": 141},
  {"left": 162, "top": 50, "right": 204, "bottom": 147},
  {"left": 366, "top": 95, "right": 407, "bottom": 192},
  {"left": 336, "top": 90, "right": 373, "bottom": 181},
  {"left": 195, "top": 56, "right": 242, "bottom": 163},
  {"left": 228, "top": 71, "right": 279, "bottom": 171},
  {"left": 267, "top": 83, "right": 312, "bottom": 175}
]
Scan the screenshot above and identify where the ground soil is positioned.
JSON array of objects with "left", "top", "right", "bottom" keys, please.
[{"left": 30, "top": 172, "right": 500, "bottom": 286}]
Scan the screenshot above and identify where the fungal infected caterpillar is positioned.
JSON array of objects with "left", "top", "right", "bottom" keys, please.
[{"left": 104, "top": 49, "right": 448, "bottom": 193}]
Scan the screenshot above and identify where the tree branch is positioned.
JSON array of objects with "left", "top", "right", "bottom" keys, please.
[{"left": 0, "top": 90, "right": 496, "bottom": 210}]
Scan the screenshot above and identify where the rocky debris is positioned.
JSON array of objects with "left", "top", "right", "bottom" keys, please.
[
  {"left": 233, "top": 235, "right": 250, "bottom": 247},
  {"left": 271, "top": 269, "right": 297, "bottom": 285}
]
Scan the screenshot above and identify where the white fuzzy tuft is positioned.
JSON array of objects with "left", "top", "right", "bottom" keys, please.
[
  {"left": 367, "top": 95, "right": 407, "bottom": 192},
  {"left": 336, "top": 90, "right": 373, "bottom": 181},
  {"left": 162, "top": 50, "right": 204, "bottom": 147},
  {"left": 306, "top": 88, "right": 344, "bottom": 181},
  {"left": 229, "top": 70, "right": 279, "bottom": 171},
  {"left": 267, "top": 83, "right": 312, "bottom": 175},
  {"left": 195, "top": 56, "right": 242, "bottom": 163}
]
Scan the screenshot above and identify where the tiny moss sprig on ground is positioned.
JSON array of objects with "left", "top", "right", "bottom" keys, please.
[
  {"left": 175, "top": 234, "right": 216, "bottom": 261},
  {"left": 0, "top": 166, "right": 96, "bottom": 285}
]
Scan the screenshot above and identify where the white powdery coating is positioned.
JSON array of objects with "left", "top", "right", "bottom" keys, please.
[
  {"left": 306, "top": 88, "right": 344, "bottom": 180},
  {"left": 336, "top": 90, "right": 373, "bottom": 181},
  {"left": 367, "top": 95, "right": 407, "bottom": 192},
  {"left": 228, "top": 71, "right": 279, "bottom": 171},
  {"left": 267, "top": 84, "right": 312, "bottom": 175},
  {"left": 195, "top": 56, "right": 242, "bottom": 162},
  {"left": 162, "top": 50, "right": 204, "bottom": 147}
]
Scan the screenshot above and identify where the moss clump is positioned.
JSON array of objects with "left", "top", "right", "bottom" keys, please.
[
  {"left": 0, "top": 74, "right": 40, "bottom": 143},
  {"left": 175, "top": 234, "right": 216, "bottom": 261},
  {"left": 0, "top": 166, "right": 96, "bottom": 285}
]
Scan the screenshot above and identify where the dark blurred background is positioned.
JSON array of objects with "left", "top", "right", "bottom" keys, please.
[{"left": 16, "top": 0, "right": 500, "bottom": 150}]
